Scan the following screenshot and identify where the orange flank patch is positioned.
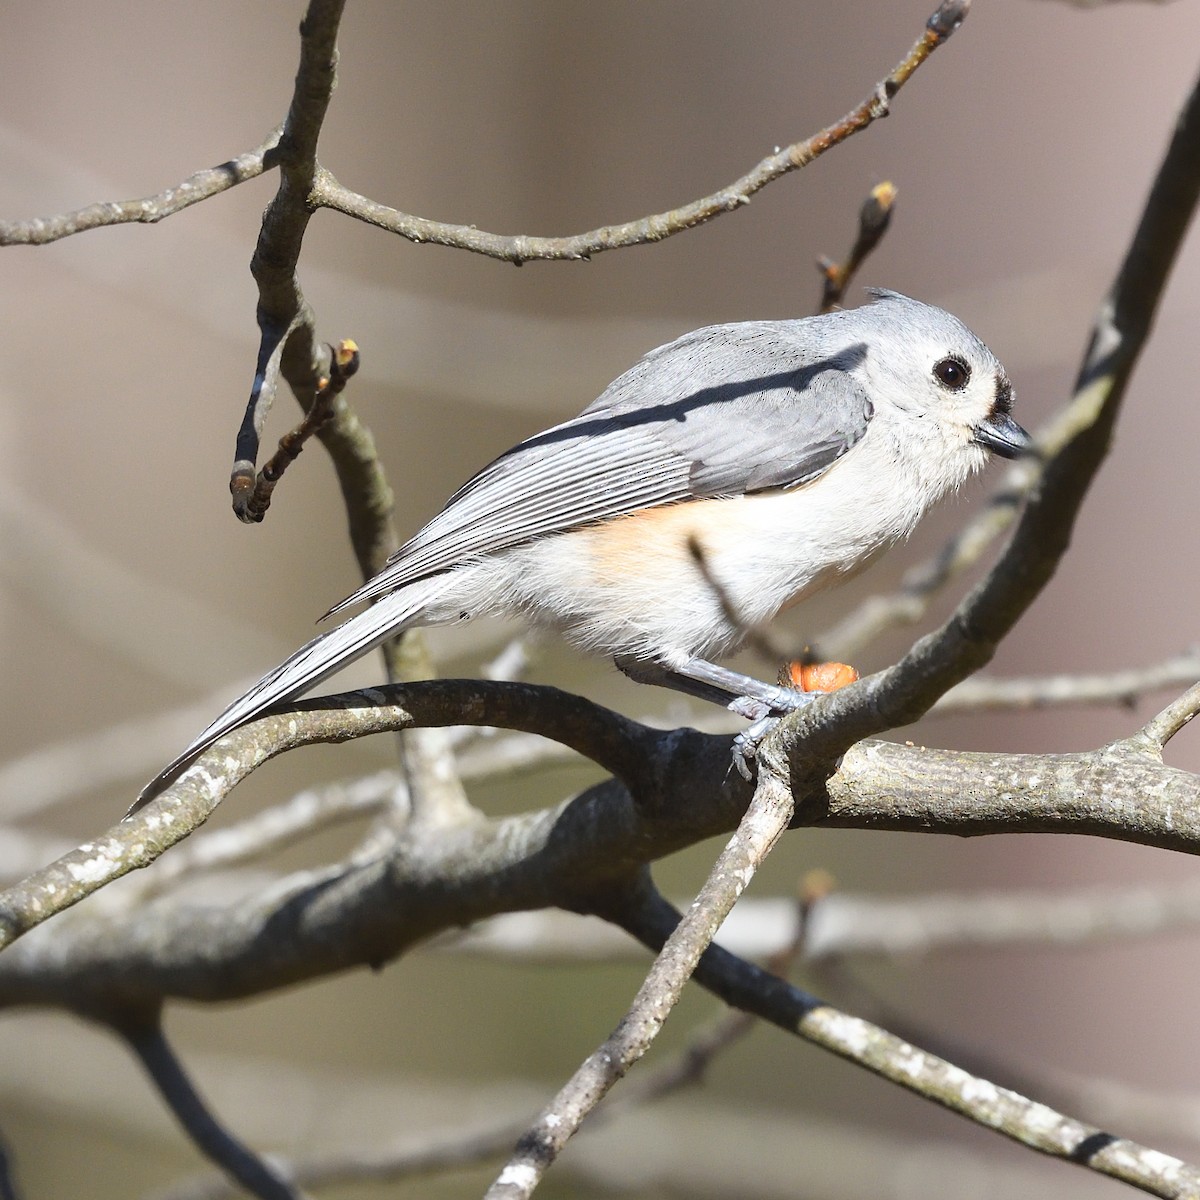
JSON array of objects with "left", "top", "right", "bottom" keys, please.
[{"left": 584, "top": 498, "right": 730, "bottom": 578}]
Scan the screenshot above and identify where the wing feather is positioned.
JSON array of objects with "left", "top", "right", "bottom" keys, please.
[{"left": 327, "top": 321, "right": 874, "bottom": 615}]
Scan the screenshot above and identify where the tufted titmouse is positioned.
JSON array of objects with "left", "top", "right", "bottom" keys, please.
[{"left": 135, "top": 290, "right": 1030, "bottom": 810}]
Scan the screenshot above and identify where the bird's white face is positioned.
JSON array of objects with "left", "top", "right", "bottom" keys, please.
[{"left": 857, "top": 299, "right": 1030, "bottom": 470}]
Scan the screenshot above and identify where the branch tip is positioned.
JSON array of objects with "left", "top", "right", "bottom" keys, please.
[
  {"left": 235, "top": 337, "right": 363, "bottom": 521},
  {"left": 1140, "top": 681, "right": 1200, "bottom": 752},
  {"left": 818, "top": 181, "right": 898, "bottom": 312},
  {"left": 928, "top": 0, "right": 970, "bottom": 39}
]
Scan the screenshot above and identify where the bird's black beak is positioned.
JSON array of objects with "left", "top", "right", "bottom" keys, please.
[{"left": 973, "top": 411, "right": 1033, "bottom": 460}]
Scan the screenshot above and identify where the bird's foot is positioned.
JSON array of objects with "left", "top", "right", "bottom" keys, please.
[{"left": 729, "top": 660, "right": 860, "bottom": 780}]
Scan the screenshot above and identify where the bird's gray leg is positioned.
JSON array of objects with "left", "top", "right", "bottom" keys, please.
[
  {"left": 614, "top": 654, "right": 817, "bottom": 778},
  {"left": 614, "top": 654, "right": 764, "bottom": 712}
]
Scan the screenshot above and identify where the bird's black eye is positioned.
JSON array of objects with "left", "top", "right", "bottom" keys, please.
[{"left": 932, "top": 356, "right": 970, "bottom": 391}]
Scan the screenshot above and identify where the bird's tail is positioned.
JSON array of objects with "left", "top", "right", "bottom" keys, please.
[{"left": 130, "top": 579, "right": 444, "bottom": 814}]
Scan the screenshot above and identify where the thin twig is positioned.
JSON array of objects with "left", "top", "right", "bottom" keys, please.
[
  {"left": 310, "top": 3, "right": 969, "bottom": 264},
  {"left": 1139, "top": 681, "right": 1200, "bottom": 751},
  {"left": 484, "top": 771, "right": 794, "bottom": 1199},
  {"left": 0, "top": 130, "right": 282, "bottom": 247},
  {"left": 932, "top": 650, "right": 1200, "bottom": 714},
  {"left": 685, "top": 535, "right": 790, "bottom": 664},
  {"left": 817, "top": 181, "right": 898, "bottom": 313},
  {"left": 802, "top": 878, "right": 1200, "bottom": 960},
  {"left": 813, "top": 75, "right": 1200, "bottom": 667},
  {"left": 129, "top": 771, "right": 404, "bottom": 901},
  {"left": 0, "top": 1127, "right": 19, "bottom": 1200},
  {"left": 239, "top": 340, "right": 360, "bottom": 523},
  {"left": 0, "top": 1, "right": 959, "bottom": 263},
  {"left": 597, "top": 876, "right": 813, "bottom": 1108},
  {"left": 122, "top": 1020, "right": 305, "bottom": 1200},
  {"left": 221, "top": 1, "right": 467, "bottom": 829},
  {"left": 153, "top": 1122, "right": 527, "bottom": 1200},
  {"left": 152, "top": 989, "right": 766, "bottom": 1200}
]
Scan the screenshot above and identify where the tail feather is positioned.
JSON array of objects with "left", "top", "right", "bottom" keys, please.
[{"left": 130, "top": 582, "right": 438, "bottom": 814}]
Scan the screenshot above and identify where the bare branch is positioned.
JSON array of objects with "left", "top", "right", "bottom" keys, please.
[
  {"left": 151, "top": 1002, "right": 764, "bottom": 1200},
  {"left": 155, "top": 1122, "right": 526, "bottom": 1200},
  {"left": 155, "top": 1125, "right": 523, "bottom": 1200},
  {"left": 216, "top": 2, "right": 465, "bottom": 829},
  {"left": 129, "top": 771, "right": 403, "bottom": 902},
  {"left": 0, "top": 2, "right": 962, "bottom": 269},
  {"left": 618, "top": 884, "right": 1200, "bottom": 1200},
  {"left": 231, "top": 0, "right": 347, "bottom": 522},
  {"left": 485, "top": 770, "right": 794, "bottom": 1198},
  {"left": 122, "top": 1020, "right": 304, "bottom": 1200},
  {"left": 932, "top": 650, "right": 1200, "bottom": 715},
  {"left": 309, "top": 3, "right": 969, "bottom": 264},
  {"left": 440, "top": 875, "right": 1200, "bottom": 966},
  {"left": 1140, "top": 681, "right": 1200, "bottom": 751},
  {"left": 802, "top": 877, "right": 1200, "bottom": 960},
  {"left": 0, "top": 131, "right": 281, "bottom": 247},
  {"left": 811, "top": 472, "right": 1032, "bottom": 661},
  {"left": 7, "top": 643, "right": 1179, "bottom": 836},
  {"left": 4, "top": 671, "right": 1200, "bottom": 965},
  {"left": 815, "top": 72, "right": 1200, "bottom": 669},
  {"left": 0, "top": 680, "right": 661, "bottom": 953}
]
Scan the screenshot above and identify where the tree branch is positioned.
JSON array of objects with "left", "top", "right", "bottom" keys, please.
[
  {"left": 231, "top": 0, "right": 346, "bottom": 521},
  {"left": 617, "top": 884, "right": 1200, "bottom": 1200},
  {"left": 1140, "top": 681, "right": 1200, "bottom": 751},
  {"left": 0, "top": 680, "right": 664, "bottom": 954},
  {"left": 932, "top": 650, "right": 1200, "bottom": 715},
  {"left": 0, "top": 1128, "right": 19, "bottom": 1200},
  {"left": 0, "top": 131, "right": 282, "bottom": 247},
  {"left": 121, "top": 1019, "right": 304, "bottom": 1200},
  {"left": 0, "top": 709, "right": 1196, "bottom": 1009},
  {"left": 309, "top": 2, "right": 968, "bottom": 264},
  {"left": 436, "top": 875, "right": 1200, "bottom": 966}
]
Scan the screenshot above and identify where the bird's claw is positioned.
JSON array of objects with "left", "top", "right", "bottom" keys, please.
[
  {"left": 731, "top": 714, "right": 779, "bottom": 779},
  {"left": 728, "top": 688, "right": 818, "bottom": 779}
]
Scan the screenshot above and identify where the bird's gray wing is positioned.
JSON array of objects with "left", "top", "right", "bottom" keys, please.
[{"left": 327, "top": 323, "right": 874, "bottom": 614}]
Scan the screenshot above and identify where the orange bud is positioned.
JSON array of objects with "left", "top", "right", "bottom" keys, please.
[
  {"left": 783, "top": 661, "right": 860, "bottom": 692},
  {"left": 800, "top": 867, "right": 837, "bottom": 905}
]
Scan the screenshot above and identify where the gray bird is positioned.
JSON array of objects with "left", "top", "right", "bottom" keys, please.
[{"left": 134, "top": 290, "right": 1030, "bottom": 810}]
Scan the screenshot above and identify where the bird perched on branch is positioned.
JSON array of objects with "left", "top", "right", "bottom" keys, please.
[{"left": 135, "top": 289, "right": 1030, "bottom": 811}]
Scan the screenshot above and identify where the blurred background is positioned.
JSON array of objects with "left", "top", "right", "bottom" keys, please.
[{"left": 2, "top": 1, "right": 1199, "bottom": 1196}]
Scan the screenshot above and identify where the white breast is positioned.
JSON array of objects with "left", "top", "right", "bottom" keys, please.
[{"left": 434, "top": 417, "right": 985, "bottom": 662}]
